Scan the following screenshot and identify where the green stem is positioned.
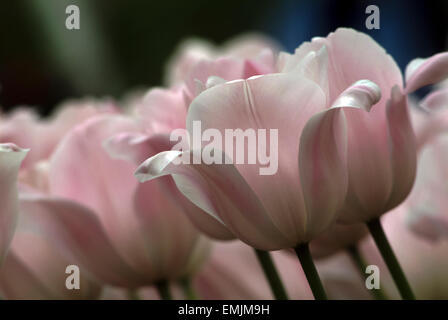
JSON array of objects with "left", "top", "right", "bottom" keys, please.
[
  {"left": 367, "top": 218, "right": 416, "bottom": 300},
  {"left": 127, "top": 289, "right": 140, "bottom": 300},
  {"left": 347, "top": 245, "right": 388, "bottom": 300},
  {"left": 254, "top": 249, "right": 289, "bottom": 300},
  {"left": 180, "top": 278, "right": 198, "bottom": 300},
  {"left": 294, "top": 243, "right": 327, "bottom": 300},
  {"left": 155, "top": 280, "right": 173, "bottom": 300}
]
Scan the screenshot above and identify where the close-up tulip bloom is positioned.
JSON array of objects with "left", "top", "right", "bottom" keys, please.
[
  {"left": 135, "top": 28, "right": 448, "bottom": 299},
  {"left": 2, "top": 1, "right": 448, "bottom": 308},
  {"left": 34, "top": 114, "right": 209, "bottom": 293}
]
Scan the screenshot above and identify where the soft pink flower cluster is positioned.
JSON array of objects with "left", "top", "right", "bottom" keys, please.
[{"left": 1, "top": 28, "right": 448, "bottom": 299}]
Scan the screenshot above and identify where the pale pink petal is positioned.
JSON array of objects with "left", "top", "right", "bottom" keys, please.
[
  {"left": 137, "top": 87, "right": 187, "bottom": 133},
  {"left": 0, "top": 230, "right": 101, "bottom": 299},
  {"left": 405, "top": 52, "right": 448, "bottom": 94},
  {"left": 299, "top": 108, "right": 348, "bottom": 239},
  {"left": 300, "top": 80, "right": 381, "bottom": 235},
  {"left": 19, "top": 194, "right": 144, "bottom": 287},
  {"left": 288, "top": 28, "right": 402, "bottom": 105},
  {"left": 384, "top": 86, "right": 417, "bottom": 211},
  {"left": 0, "top": 143, "right": 28, "bottom": 262}
]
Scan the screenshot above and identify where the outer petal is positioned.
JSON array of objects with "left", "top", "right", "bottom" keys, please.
[
  {"left": 0, "top": 228, "right": 101, "bottom": 299},
  {"left": 18, "top": 194, "right": 144, "bottom": 287},
  {"left": 300, "top": 80, "right": 381, "bottom": 234},
  {"left": 384, "top": 86, "right": 417, "bottom": 212},
  {"left": 405, "top": 52, "right": 448, "bottom": 94},
  {"left": 0, "top": 143, "right": 28, "bottom": 262},
  {"left": 136, "top": 150, "right": 290, "bottom": 250}
]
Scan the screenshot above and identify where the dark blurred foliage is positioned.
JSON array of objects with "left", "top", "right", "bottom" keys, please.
[{"left": 1, "top": 0, "right": 447, "bottom": 115}]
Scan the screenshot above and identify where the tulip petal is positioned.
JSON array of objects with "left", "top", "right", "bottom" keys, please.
[
  {"left": 19, "top": 194, "right": 144, "bottom": 287},
  {"left": 405, "top": 52, "right": 448, "bottom": 94},
  {"left": 384, "top": 86, "right": 417, "bottom": 211},
  {"left": 300, "top": 80, "right": 381, "bottom": 236},
  {"left": 137, "top": 87, "right": 187, "bottom": 132},
  {"left": 135, "top": 150, "right": 292, "bottom": 250},
  {"left": 0, "top": 230, "right": 101, "bottom": 299},
  {"left": 0, "top": 143, "right": 28, "bottom": 262},
  {"left": 289, "top": 28, "right": 402, "bottom": 105}
]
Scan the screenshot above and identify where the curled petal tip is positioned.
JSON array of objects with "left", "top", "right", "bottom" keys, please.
[
  {"left": 332, "top": 79, "right": 381, "bottom": 111},
  {"left": 0, "top": 143, "right": 29, "bottom": 154},
  {"left": 134, "top": 151, "right": 182, "bottom": 183}
]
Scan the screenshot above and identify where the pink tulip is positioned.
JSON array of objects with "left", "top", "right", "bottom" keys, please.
[
  {"left": 0, "top": 100, "right": 115, "bottom": 169},
  {"left": 136, "top": 64, "right": 382, "bottom": 249},
  {"left": 0, "top": 143, "right": 28, "bottom": 262},
  {"left": 164, "top": 34, "right": 278, "bottom": 105},
  {"left": 0, "top": 195, "right": 101, "bottom": 299},
  {"left": 280, "top": 29, "right": 448, "bottom": 223},
  {"left": 24, "top": 114, "right": 209, "bottom": 288},
  {"left": 165, "top": 33, "right": 279, "bottom": 90}
]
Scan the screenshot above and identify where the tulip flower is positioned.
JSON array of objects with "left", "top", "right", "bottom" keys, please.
[
  {"left": 0, "top": 100, "right": 115, "bottom": 169},
  {"left": 0, "top": 143, "right": 28, "bottom": 263},
  {"left": 165, "top": 33, "right": 279, "bottom": 103},
  {"left": 136, "top": 47, "right": 383, "bottom": 299},
  {"left": 283, "top": 28, "right": 448, "bottom": 299},
  {"left": 23, "top": 114, "right": 209, "bottom": 298},
  {"left": 109, "top": 38, "right": 290, "bottom": 299},
  {"left": 0, "top": 195, "right": 101, "bottom": 300}
]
